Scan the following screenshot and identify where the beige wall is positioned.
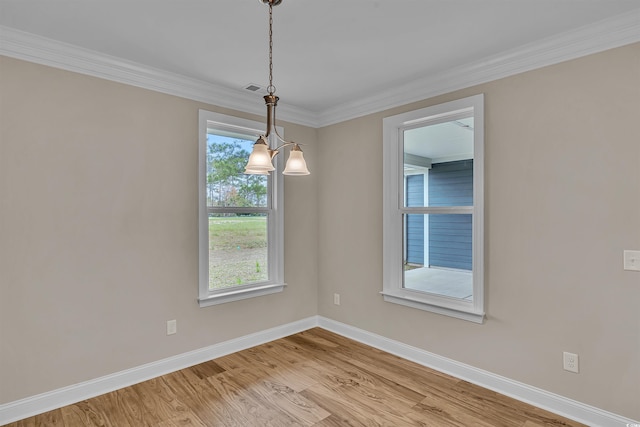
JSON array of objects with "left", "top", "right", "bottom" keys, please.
[
  {"left": 0, "top": 56, "right": 318, "bottom": 403},
  {"left": 317, "top": 43, "right": 640, "bottom": 419},
  {"left": 1, "top": 43, "right": 638, "bottom": 420}
]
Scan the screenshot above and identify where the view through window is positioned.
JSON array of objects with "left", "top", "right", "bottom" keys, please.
[
  {"left": 382, "top": 94, "right": 484, "bottom": 323},
  {"left": 198, "top": 110, "right": 284, "bottom": 307},
  {"left": 403, "top": 117, "right": 474, "bottom": 299},
  {"left": 206, "top": 133, "right": 269, "bottom": 290}
]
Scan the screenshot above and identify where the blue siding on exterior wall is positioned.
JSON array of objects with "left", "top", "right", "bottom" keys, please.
[
  {"left": 429, "top": 214, "right": 472, "bottom": 270},
  {"left": 428, "top": 160, "right": 473, "bottom": 207},
  {"left": 406, "top": 175, "right": 424, "bottom": 264},
  {"left": 428, "top": 160, "right": 473, "bottom": 270}
]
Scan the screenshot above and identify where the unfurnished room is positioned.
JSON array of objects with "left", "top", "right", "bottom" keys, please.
[{"left": 0, "top": 1, "right": 639, "bottom": 426}]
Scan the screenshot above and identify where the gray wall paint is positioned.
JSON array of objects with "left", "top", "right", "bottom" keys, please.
[
  {"left": 0, "top": 56, "right": 319, "bottom": 404},
  {"left": 316, "top": 43, "right": 640, "bottom": 420},
  {"left": 1, "top": 43, "right": 639, "bottom": 421}
]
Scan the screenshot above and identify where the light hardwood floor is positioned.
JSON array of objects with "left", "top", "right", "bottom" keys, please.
[{"left": 7, "top": 328, "right": 585, "bottom": 426}]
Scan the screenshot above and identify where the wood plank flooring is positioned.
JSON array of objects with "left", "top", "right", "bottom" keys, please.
[{"left": 6, "top": 328, "right": 586, "bottom": 426}]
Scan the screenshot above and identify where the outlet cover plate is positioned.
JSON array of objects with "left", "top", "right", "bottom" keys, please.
[
  {"left": 623, "top": 250, "right": 640, "bottom": 271},
  {"left": 167, "top": 319, "right": 177, "bottom": 335},
  {"left": 563, "top": 351, "right": 579, "bottom": 373}
]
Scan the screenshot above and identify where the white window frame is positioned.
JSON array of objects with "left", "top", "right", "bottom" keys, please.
[
  {"left": 198, "top": 110, "right": 285, "bottom": 307},
  {"left": 382, "top": 94, "right": 485, "bottom": 323}
]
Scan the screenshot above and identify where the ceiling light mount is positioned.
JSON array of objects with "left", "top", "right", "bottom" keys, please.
[{"left": 245, "top": 0, "right": 310, "bottom": 176}]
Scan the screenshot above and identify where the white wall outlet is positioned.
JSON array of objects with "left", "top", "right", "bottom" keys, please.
[
  {"left": 167, "top": 319, "right": 177, "bottom": 335},
  {"left": 333, "top": 293, "right": 341, "bottom": 305},
  {"left": 623, "top": 250, "right": 640, "bottom": 272},
  {"left": 563, "top": 352, "right": 579, "bottom": 373}
]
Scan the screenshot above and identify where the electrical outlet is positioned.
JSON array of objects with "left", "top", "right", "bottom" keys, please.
[
  {"left": 333, "top": 293, "right": 340, "bottom": 305},
  {"left": 563, "top": 352, "right": 579, "bottom": 373},
  {"left": 623, "top": 250, "right": 640, "bottom": 271},
  {"left": 167, "top": 319, "right": 177, "bottom": 335}
]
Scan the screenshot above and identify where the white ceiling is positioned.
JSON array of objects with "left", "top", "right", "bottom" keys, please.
[
  {"left": 405, "top": 117, "right": 474, "bottom": 162},
  {"left": 1, "top": 0, "right": 639, "bottom": 126}
]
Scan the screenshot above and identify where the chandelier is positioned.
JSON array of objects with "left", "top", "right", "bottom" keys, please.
[{"left": 244, "top": 0, "right": 310, "bottom": 176}]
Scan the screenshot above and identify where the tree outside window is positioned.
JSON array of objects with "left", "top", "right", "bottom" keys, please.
[{"left": 198, "top": 111, "right": 285, "bottom": 307}]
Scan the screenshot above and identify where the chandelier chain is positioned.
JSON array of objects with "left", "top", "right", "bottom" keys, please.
[
  {"left": 245, "top": 0, "right": 310, "bottom": 175},
  {"left": 268, "top": 3, "right": 275, "bottom": 95}
]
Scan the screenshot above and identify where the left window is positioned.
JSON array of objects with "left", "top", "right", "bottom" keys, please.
[{"left": 198, "top": 110, "right": 284, "bottom": 307}]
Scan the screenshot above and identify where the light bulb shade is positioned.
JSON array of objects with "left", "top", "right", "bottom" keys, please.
[
  {"left": 245, "top": 138, "right": 275, "bottom": 174},
  {"left": 283, "top": 145, "right": 310, "bottom": 175}
]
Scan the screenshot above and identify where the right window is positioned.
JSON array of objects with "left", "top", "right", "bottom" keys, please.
[{"left": 382, "top": 94, "right": 484, "bottom": 323}]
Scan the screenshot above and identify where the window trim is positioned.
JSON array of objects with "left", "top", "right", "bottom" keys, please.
[
  {"left": 382, "top": 94, "right": 485, "bottom": 323},
  {"left": 198, "top": 110, "right": 285, "bottom": 307}
]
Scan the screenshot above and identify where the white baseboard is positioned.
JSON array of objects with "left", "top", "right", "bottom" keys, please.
[
  {"left": 1, "top": 315, "right": 636, "bottom": 427},
  {"left": 317, "top": 316, "right": 639, "bottom": 427},
  {"left": 0, "top": 316, "right": 318, "bottom": 425}
]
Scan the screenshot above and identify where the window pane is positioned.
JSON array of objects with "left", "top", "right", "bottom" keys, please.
[
  {"left": 403, "top": 118, "right": 474, "bottom": 207},
  {"left": 206, "top": 133, "right": 268, "bottom": 208},
  {"left": 403, "top": 213, "right": 473, "bottom": 300},
  {"left": 383, "top": 95, "right": 484, "bottom": 321},
  {"left": 208, "top": 214, "right": 268, "bottom": 290}
]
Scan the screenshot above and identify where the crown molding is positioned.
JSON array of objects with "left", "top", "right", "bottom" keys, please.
[
  {"left": 2, "top": 10, "right": 639, "bottom": 129},
  {"left": 315, "top": 11, "right": 640, "bottom": 127},
  {"left": 0, "top": 25, "right": 319, "bottom": 128}
]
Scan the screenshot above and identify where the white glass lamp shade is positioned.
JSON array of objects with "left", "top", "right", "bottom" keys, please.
[
  {"left": 245, "top": 138, "right": 275, "bottom": 174},
  {"left": 283, "top": 144, "right": 310, "bottom": 175}
]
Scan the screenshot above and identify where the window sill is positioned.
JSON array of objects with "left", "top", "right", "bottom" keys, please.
[
  {"left": 380, "top": 290, "right": 485, "bottom": 324},
  {"left": 199, "top": 283, "right": 286, "bottom": 308}
]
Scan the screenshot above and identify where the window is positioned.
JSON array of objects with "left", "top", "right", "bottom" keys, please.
[
  {"left": 198, "top": 110, "right": 284, "bottom": 307},
  {"left": 382, "top": 94, "right": 484, "bottom": 323}
]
